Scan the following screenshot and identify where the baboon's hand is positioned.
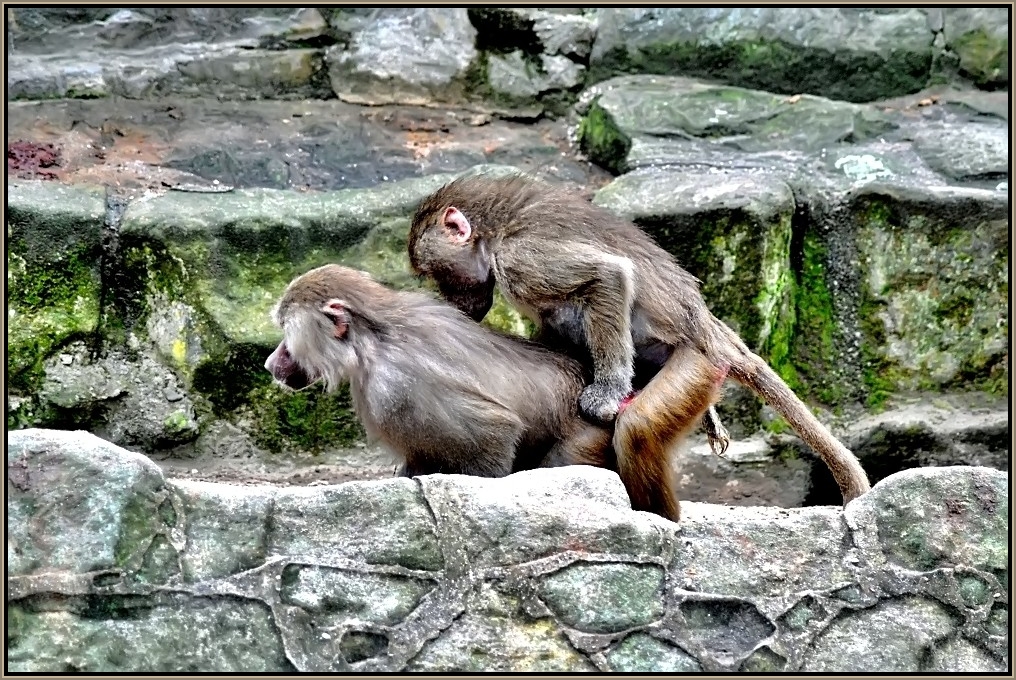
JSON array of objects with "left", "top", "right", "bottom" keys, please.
[{"left": 579, "top": 380, "right": 631, "bottom": 424}]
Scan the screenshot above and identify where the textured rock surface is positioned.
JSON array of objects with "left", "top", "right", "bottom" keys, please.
[
  {"left": 8, "top": 7, "right": 1005, "bottom": 107},
  {"left": 4, "top": 165, "right": 540, "bottom": 459},
  {"left": 5, "top": 7, "right": 1009, "bottom": 548},
  {"left": 325, "top": 8, "right": 476, "bottom": 105},
  {"left": 487, "top": 51, "right": 585, "bottom": 100},
  {"left": 581, "top": 75, "right": 1008, "bottom": 410},
  {"left": 941, "top": 8, "right": 1009, "bottom": 87},
  {"left": 7, "top": 429, "right": 1009, "bottom": 672},
  {"left": 588, "top": 7, "right": 937, "bottom": 102}
]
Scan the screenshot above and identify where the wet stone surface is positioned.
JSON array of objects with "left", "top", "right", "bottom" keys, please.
[{"left": 5, "top": 97, "right": 612, "bottom": 194}]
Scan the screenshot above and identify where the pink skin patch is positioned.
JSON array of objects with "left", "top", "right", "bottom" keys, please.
[
  {"left": 715, "top": 362, "right": 731, "bottom": 387},
  {"left": 618, "top": 391, "right": 641, "bottom": 414}
]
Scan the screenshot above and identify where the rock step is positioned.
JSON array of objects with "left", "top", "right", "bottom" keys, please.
[
  {"left": 582, "top": 75, "right": 1007, "bottom": 410},
  {"left": 6, "top": 77, "right": 1007, "bottom": 463},
  {"left": 8, "top": 8, "right": 1008, "bottom": 105}
]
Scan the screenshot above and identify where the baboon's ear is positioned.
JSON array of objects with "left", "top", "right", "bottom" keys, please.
[
  {"left": 321, "top": 299, "right": 349, "bottom": 339},
  {"left": 443, "top": 206, "right": 471, "bottom": 242}
]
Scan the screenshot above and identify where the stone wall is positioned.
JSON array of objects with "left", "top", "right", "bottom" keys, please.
[
  {"left": 7, "top": 8, "right": 1009, "bottom": 106},
  {"left": 7, "top": 429, "right": 1009, "bottom": 672}
]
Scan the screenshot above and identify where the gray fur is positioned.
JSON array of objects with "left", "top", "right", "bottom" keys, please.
[
  {"left": 267, "top": 264, "right": 612, "bottom": 478},
  {"left": 410, "top": 174, "right": 870, "bottom": 502}
]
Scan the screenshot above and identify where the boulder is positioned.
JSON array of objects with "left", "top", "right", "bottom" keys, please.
[{"left": 324, "top": 8, "right": 476, "bottom": 105}]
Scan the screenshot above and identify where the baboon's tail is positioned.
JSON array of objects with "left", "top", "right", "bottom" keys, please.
[{"left": 712, "top": 316, "right": 871, "bottom": 504}]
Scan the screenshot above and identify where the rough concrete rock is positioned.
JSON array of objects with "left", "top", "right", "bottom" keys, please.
[
  {"left": 7, "top": 429, "right": 1009, "bottom": 672},
  {"left": 7, "top": 45, "right": 332, "bottom": 101},
  {"left": 7, "top": 429, "right": 169, "bottom": 577}
]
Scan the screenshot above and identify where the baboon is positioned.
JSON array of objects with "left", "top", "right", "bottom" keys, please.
[
  {"left": 264, "top": 264, "right": 616, "bottom": 480},
  {"left": 408, "top": 174, "right": 870, "bottom": 519}
]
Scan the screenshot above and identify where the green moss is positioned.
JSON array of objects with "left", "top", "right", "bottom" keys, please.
[
  {"left": 857, "top": 294, "right": 893, "bottom": 410},
  {"left": 578, "top": 100, "right": 632, "bottom": 174},
  {"left": 157, "top": 221, "right": 401, "bottom": 348},
  {"left": 162, "top": 411, "right": 191, "bottom": 435},
  {"left": 461, "top": 51, "right": 493, "bottom": 96},
  {"left": 763, "top": 418, "right": 792, "bottom": 436},
  {"left": 854, "top": 195, "right": 1007, "bottom": 398},
  {"left": 951, "top": 28, "right": 1008, "bottom": 86},
  {"left": 123, "top": 241, "right": 191, "bottom": 297},
  {"left": 859, "top": 198, "right": 892, "bottom": 227},
  {"left": 116, "top": 239, "right": 193, "bottom": 328},
  {"left": 252, "top": 382, "right": 365, "bottom": 451},
  {"left": 638, "top": 207, "right": 805, "bottom": 425},
  {"left": 7, "top": 400, "right": 43, "bottom": 431},
  {"left": 754, "top": 212, "right": 798, "bottom": 389},
  {"left": 856, "top": 197, "right": 909, "bottom": 407},
  {"left": 192, "top": 343, "right": 275, "bottom": 414},
  {"left": 643, "top": 213, "right": 760, "bottom": 343},
  {"left": 590, "top": 38, "right": 931, "bottom": 103},
  {"left": 8, "top": 247, "right": 94, "bottom": 312},
  {"left": 483, "top": 289, "right": 536, "bottom": 337},
  {"left": 933, "top": 289, "right": 975, "bottom": 327},
  {"left": 651, "top": 209, "right": 796, "bottom": 381},
  {"left": 248, "top": 382, "right": 365, "bottom": 453},
  {"left": 789, "top": 234, "right": 845, "bottom": 405},
  {"left": 64, "top": 88, "right": 107, "bottom": 99},
  {"left": 192, "top": 343, "right": 363, "bottom": 452},
  {"left": 7, "top": 247, "right": 101, "bottom": 391}
]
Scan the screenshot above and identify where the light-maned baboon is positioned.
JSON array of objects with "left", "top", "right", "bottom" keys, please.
[{"left": 265, "top": 264, "right": 618, "bottom": 481}]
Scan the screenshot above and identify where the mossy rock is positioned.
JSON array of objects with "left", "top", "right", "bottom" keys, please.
[
  {"left": 942, "top": 8, "right": 1009, "bottom": 87},
  {"left": 577, "top": 99, "right": 632, "bottom": 174},
  {"left": 852, "top": 188, "right": 1009, "bottom": 398},
  {"left": 7, "top": 182, "right": 106, "bottom": 393},
  {"left": 591, "top": 38, "right": 931, "bottom": 103},
  {"left": 179, "top": 332, "right": 362, "bottom": 452},
  {"left": 588, "top": 9, "right": 933, "bottom": 102},
  {"left": 785, "top": 233, "right": 847, "bottom": 406},
  {"left": 595, "top": 169, "right": 798, "bottom": 425},
  {"left": 595, "top": 169, "right": 797, "bottom": 367},
  {"left": 8, "top": 169, "right": 533, "bottom": 454},
  {"left": 577, "top": 75, "right": 895, "bottom": 173},
  {"left": 7, "top": 248, "right": 102, "bottom": 394}
]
